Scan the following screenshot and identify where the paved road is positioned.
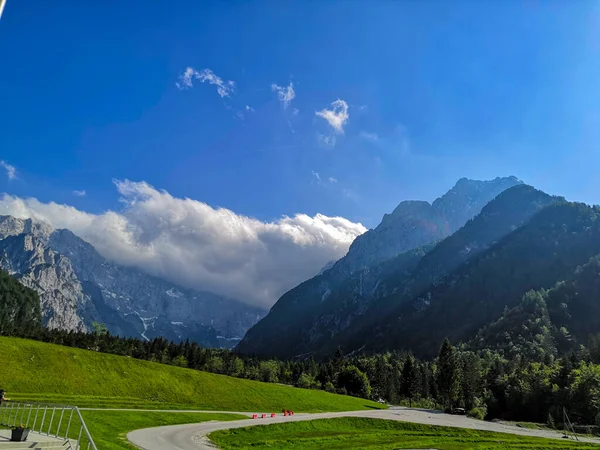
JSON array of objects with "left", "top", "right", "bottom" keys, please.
[{"left": 127, "top": 406, "right": 600, "bottom": 449}]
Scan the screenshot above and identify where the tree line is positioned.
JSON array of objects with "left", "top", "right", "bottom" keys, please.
[{"left": 4, "top": 322, "right": 600, "bottom": 429}]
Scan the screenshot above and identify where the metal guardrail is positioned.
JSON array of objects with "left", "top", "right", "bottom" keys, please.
[{"left": 0, "top": 401, "right": 97, "bottom": 449}]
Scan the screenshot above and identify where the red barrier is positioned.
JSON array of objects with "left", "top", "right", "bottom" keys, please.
[
  {"left": 252, "top": 414, "right": 258, "bottom": 419},
  {"left": 271, "top": 413, "right": 276, "bottom": 418},
  {"left": 283, "top": 411, "right": 288, "bottom": 416},
  {"left": 261, "top": 413, "right": 267, "bottom": 418}
]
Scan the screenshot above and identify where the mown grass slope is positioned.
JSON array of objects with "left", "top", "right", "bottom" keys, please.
[
  {"left": 209, "top": 417, "right": 600, "bottom": 449},
  {"left": 0, "top": 337, "right": 383, "bottom": 412}
]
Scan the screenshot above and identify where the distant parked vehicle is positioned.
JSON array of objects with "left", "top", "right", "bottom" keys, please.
[
  {"left": 377, "top": 398, "right": 386, "bottom": 404},
  {"left": 451, "top": 407, "right": 466, "bottom": 415}
]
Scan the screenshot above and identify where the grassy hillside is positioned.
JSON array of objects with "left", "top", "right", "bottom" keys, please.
[
  {"left": 209, "top": 417, "right": 600, "bottom": 449},
  {"left": 0, "top": 337, "right": 383, "bottom": 412}
]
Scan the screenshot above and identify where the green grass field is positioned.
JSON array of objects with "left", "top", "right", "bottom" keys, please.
[
  {"left": 209, "top": 417, "right": 600, "bottom": 449},
  {"left": 0, "top": 336, "right": 382, "bottom": 412}
]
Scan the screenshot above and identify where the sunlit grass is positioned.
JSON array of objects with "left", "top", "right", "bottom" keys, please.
[{"left": 209, "top": 417, "right": 600, "bottom": 449}]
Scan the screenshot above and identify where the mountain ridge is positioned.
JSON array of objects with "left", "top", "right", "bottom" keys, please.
[
  {"left": 237, "top": 176, "right": 525, "bottom": 357},
  {"left": 0, "top": 215, "right": 265, "bottom": 347}
]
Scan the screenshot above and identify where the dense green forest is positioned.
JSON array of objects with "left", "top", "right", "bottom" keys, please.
[{"left": 0, "top": 269, "right": 42, "bottom": 335}]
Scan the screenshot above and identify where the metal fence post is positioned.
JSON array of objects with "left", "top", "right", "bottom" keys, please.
[
  {"left": 56, "top": 407, "right": 66, "bottom": 438},
  {"left": 65, "top": 408, "right": 74, "bottom": 440},
  {"left": 32, "top": 404, "right": 40, "bottom": 433},
  {"left": 40, "top": 406, "right": 48, "bottom": 434},
  {"left": 76, "top": 426, "right": 83, "bottom": 450},
  {"left": 25, "top": 404, "right": 33, "bottom": 428},
  {"left": 47, "top": 407, "right": 56, "bottom": 435},
  {"left": 7, "top": 402, "right": 16, "bottom": 427},
  {"left": 19, "top": 403, "right": 26, "bottom": 425}
]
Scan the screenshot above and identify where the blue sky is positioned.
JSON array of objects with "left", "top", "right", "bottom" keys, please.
[
  {"left": 1, "top": 2, "right": 600, "bottom": 306},
  {"left": 2, "top": 2, "right": 600, "bottom": 227}
]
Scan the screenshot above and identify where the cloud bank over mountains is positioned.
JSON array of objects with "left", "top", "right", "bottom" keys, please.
[{"left": 0, "top": 180, "right": 366, "bottom": 308}]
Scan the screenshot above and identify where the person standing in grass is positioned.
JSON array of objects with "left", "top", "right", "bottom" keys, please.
[{"left": 0, "top": 390, "right": 6, "bottom": 405}]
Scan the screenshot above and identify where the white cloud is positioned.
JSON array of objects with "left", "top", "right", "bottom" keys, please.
[
  {"left": 328, "top": 177, "right": 337, "bottom": 184},
  {"left": 316, "top": 99, "right": 349, "bottom": 133},
  {"left": 0, "top": 181, "right": 366, "bottom": 308},
  {"left": 318, "top": 134, "right": 336, "bottom": 147},
  {"left": 0, "top": 161, "right": 16, "bottom": 180},
  {"left": 73, "top": 190, "right": 86, "bottom": 197},
  {"left": 176, "top": 67, "right": 236, "bottom": 98},
  {"left": 271, "top": 82, "right": 295, "bottom": 108},
  {"left": 360, "top": 131, "right": 379, "bottom": 142},
  {"left": 245, "top": 105, "right": 255, "bottom": 112}
]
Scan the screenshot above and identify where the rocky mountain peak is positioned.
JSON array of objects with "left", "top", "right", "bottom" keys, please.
[
  {"left": 339, "top": 177, "right": 522, "bottom": 273},
  {"left": 432, "top": 176, "right": 523, "bottom": 233},
  {"left": 0, "top": 215, "right": 53, "bottom": 241}
]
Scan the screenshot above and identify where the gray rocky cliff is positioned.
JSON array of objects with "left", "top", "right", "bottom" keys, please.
[
  {"left": 0, "top": 216, "right": 265, "bottom": 347},
  {"left": 0, "top": 232, "right": 90, "bottom": 331}
]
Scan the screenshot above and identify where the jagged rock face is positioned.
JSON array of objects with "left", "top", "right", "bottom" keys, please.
[
  {"left": 0, "top": 216, "right": 265, "bottom": 347},
  {"left": 0, "top": 233, "right": 89, "bottom": 331},
  {"left": 341, "top": 201, "right": 447, "bottom": 273},
  {"left": 432, "top": 176, "right": 523, "bottom": 233},
  {"left": 236, "top": 176, "right": 526, "bottom": 358},
  {"left": 340, "top": 176, "right": 523, "bottom": 274}
]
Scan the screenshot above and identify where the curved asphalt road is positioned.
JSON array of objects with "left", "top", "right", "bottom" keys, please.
[{"left": 127, "top": 406, "right": 600, "bottom": 449}]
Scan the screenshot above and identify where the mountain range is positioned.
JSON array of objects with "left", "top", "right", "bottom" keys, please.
[
  {"left": 236, "top": 176, "right": 540, "bottom": 358},
  {"left": 0, "top": 216, "right": 264, "bottom": 347},
  {"left": 7, "top": 173, "right": 600, "bottom": 362},
  {"left": 238, "top": 176, "right": 600, "bottom": 360}
]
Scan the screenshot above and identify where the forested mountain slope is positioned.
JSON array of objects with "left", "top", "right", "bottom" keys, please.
[
  {"left": 355, "top": 202, "right": 600, "bottom": 358},
  {"left": 237, "top": 177, "right": 525, "bottom": 357},
  {"left": 472, "top": 253, "right": 600, "bottom": 360}
]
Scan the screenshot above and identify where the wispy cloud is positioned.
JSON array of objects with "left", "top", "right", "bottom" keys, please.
[
  {"left": 271, "top": 82, "right": 296, "bottom": 108},
  {"left": 245, "top": 105, "right": 255, "bottom": 113},
  {"left": 312, "top": 171, "right": 338, "bottom": 186},
  {"left": 316, "top": 99, "right": 349, "bottom": 133},
  {"left": 176, "top": 67, "right": 236, "bottom": 98},
  {"left": 73, "top": 190, "right": 86, "bottom": 197},
  {"left": 359, "top": 131, "right": 379, "bottom": 142},
  {"left": 0, "top": 161, "right": 16, "bottom": 180},
  {"left": 318, "top": 134, "right": 336, "bottom": 147}
]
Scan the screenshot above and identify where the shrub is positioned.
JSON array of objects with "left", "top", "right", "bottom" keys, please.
[
  {"left": 468, "top": 406, "right": 486, "bottom": 420},
  {"left": 324, "top": 381, "right": 336, "bottom": 393},
  {"left": 297, "top": 373, "right": 320, "bottom": 390}
]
